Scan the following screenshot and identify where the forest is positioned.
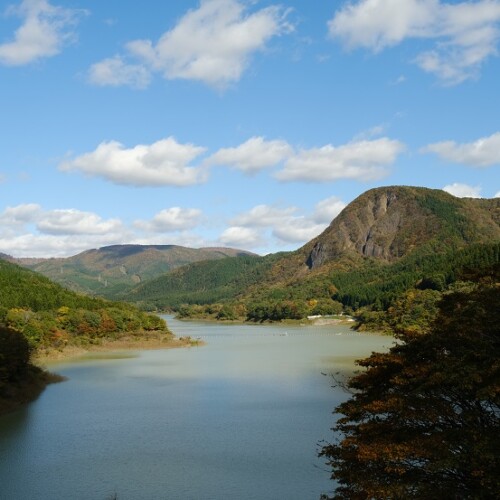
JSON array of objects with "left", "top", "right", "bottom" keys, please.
[
  {"left": 157, "top": 242, "right": 500, "bottom": 331},
  {"left": 0, "top": 259, "right": 170, "bottom": 415},
  {"left": 320, "top": 265, "right": 500, "bottom": 498}
]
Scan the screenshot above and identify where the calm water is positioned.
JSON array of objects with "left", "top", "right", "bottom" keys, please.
[{"left": 0, "top": 317, "right": 392, "bottom": 500}]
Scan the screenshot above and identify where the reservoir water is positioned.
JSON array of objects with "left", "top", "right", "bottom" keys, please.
[{"left": 0, "top": 317, "right": 392, "bottom": 500}]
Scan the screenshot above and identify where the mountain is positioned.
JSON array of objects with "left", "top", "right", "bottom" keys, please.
[
  {"left": 124, "top": 186, "right": 500, "bottom": 314},
  {"left": 301, "top": 186, "right": 500, "bottom": 269},
  {"left": 123, "top": 253, "right": 286, "bottom": 310},
  {"left": 12, "top": 244, "right": 255, "bottom": 299}
]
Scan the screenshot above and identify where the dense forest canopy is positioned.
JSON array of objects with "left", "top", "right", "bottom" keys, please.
[
  {"left": 320, "top": 268, "right": 500, "bottom": 498},
  {"left": 0, "top": 260, "right": 168, "bottom": 351}
]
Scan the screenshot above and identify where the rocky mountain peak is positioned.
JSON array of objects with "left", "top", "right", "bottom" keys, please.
[{"left": 304, "top": 186, "right": 500, "bottom": 269}]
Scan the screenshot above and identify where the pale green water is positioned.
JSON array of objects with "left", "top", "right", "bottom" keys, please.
[{"left": 0, "top": 317, "right": 392, "bottom": 500}]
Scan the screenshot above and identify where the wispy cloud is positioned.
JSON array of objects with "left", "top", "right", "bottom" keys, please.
[
  {"left": 0, "top": 0, "right": 86, "bottom": 66},
  {"left": 88, "top": 56, "right": 151, "bottom": 89},
  {"left": 88, "top": 0, "right": 293, "bottom": 89},
  {"left": 328, "top": 0, "right": 500, "bottom": 85}
]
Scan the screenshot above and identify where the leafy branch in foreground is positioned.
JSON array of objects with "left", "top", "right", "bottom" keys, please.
[{"left": 320, "top": 280, "right": 500, "bottom": 499}]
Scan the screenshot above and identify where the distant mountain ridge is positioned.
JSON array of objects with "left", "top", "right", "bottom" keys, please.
[{"left": 8, "top": 244, "right": 255, "bottom": 299}]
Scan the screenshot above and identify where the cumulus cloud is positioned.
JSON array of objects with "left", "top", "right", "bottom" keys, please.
[
  {"left": 422, "top": 132, "right": 500, "bottom": 167},
  {"left": 328, "top": 0, "right": 500, "bottom": 85},
  {"left": 0, "top": 0, "right": 85, "bottom": 66},
  {"left": 36, "top": 209, "right": 122, "bottom": 235},
  {"left": 0, "top": 204, "right": 123, "bottom": 235},
  {"left": 495, "top": 191, "right": 500, "bottom": 198},
  {"left": 88, "top": 56, "right": 151, "bottom": 89},
  {"left": 226, "top": 195, "right": 346, "bottom": 248},
  {"left": 272, "top": 217, "right": 326, "bottom": 243},
  {"left": 276, "top": 138, "right": 404, "bottom": 182},
  {"left": 443, "top": 182, "right": 482, "bottom": 198},
  {"left": 135, "top": 207, "right": 202, "bottom": 233},
  {"left": 0, "top": 203, "right": 41, "bottom": 226},
  {"left": 0, "top": 202, "right": 215, "bottom": 257},
  {"left": 230, "top": 204, "right": 297, "bottom": 227},
  {"left": 219, "top": 226, "right": 263, "bottom": 248},
  {"left": 207, "top": 136, "right": 292, "bottom": 173},
  {"left": 89, "top": 0, "right": 293, "bottom": 89},
  {"left": 0, "top": 204, "right": 130, "bottom": 257},
  {"left": 59, "top": 136, "right": 207, "bottom": 187},
  {"left": 0, "top": 233, "right": 128, "bottom": 258}
]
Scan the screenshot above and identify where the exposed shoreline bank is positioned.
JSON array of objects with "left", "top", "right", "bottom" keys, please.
[{"left": 33, "top": 333, "right": 204, "bottom": 366}]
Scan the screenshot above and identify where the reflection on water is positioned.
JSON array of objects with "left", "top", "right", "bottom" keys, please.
[{"left": 0, "top": 317, "right": 392, "bottom": 500}]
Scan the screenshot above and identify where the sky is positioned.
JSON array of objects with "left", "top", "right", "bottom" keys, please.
[{"left": 0, "top": 0, "right": 499, "bottom": 258}]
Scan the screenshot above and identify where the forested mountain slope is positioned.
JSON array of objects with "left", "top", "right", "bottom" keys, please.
[
  {"left": 0, "top": 259, "right": 168, "bottom": 350},
  {"left": 11, "top": 244, "right": 254, "bottom": 299},
  {"left": 125, "top": 187, "right": 500, "bottom": 319}
]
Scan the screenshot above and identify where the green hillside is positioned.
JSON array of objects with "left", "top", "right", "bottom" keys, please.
[
  {"left": 0, "top": 259, "right": 168, "bottom": 351},
  {"left": 15, "top": 244, "right": 255, "bottom": 299},
  {"left": 125, "top": 253, "right": 285, "bottom": 310},
  {"left": 124, "top": 187, "right": 500, "bottom": 324}
]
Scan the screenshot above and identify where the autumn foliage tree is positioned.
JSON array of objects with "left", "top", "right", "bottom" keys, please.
[{"left": 320, "top": 281, "right": 500, "bottom": 499}]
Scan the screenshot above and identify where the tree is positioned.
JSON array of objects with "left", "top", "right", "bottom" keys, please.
[{"left": 320, "top": 283, "right": 500, "bottom": 499}]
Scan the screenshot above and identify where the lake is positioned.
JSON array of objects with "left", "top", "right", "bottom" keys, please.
[{"left": 0, "top": 317, "right": 392, "bottom": 500}]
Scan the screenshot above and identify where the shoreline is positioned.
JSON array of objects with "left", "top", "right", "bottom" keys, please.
[{"left": 33, "top": 334, "right": 204, "bottom": 366}]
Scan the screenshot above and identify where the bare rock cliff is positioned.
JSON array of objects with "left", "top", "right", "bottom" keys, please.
[{"left": 304, "top": 186, "right": 500, "bottom": 269}]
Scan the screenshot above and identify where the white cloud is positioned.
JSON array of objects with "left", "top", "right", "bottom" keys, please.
[
  {"left": 135, "top": 207, "right": 202, "bottom": 233},
  {"left": 276, "top": 137, "right": 404, "bottom": 182},
  {"left": 231, "top": 204, "right": 297, "bottom": 227},
  {"left": 0, "top": 204, "right": 129, "bottom": 257},
  {"left": 0, "top": 233, "right": 128, "bottom": 258},
  {"left": 207, "top": 136, "right": 292, "bottom": 173},
  {"left": 313, "top": 196, "right": 346, "bottom": 223},
  {"left": 219, "top": 226, "right": 263, "bottom": 248},
  {"left": 328, "top": 0, "right": 500, "bottom": 85},
  {"left": 0, "top": 0, "right": 85, "bottom": 66},
  {"left": 59, "top": 137, "right": 207, "bottom": 187},
  {"left": 227, "top": 196, "right": 346, "bottom": 247},
  {"left": 88, "top": 56, "right": 151, "bottom": 89},
  {"left": 272, "top": 217, "right": 326, "bottom": 243},
  {"left": 0, "top": 203, "right": 41, "bottom": 226},
  {"left": 352, "top": 124, "right": 387, "bottom": 141},
  {"left": 443, "top": 182, "right": 482, "bottom": 198},
  {"left": 495, "top": 191, "right": 500, "bottom": 198},
  {"left": 421, "top": 132, "right": 500, "bottom": 167},
  {"left": 36, "top": 209, "right": 123, "bottom": 235},
  {"left": 90, "top": 0, "right": 293, "bottom": 89},
  {"left": 0, "top": 204, "right": 123, "bottom": 236}
]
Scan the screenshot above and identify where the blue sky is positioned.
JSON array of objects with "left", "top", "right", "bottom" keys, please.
[{"left": 1, "top": 0, "right": 499, "bottom": 257}]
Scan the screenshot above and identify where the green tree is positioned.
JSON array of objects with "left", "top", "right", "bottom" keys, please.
[{"left": 320, "top": 283, "right": 500, "bottom": 499}]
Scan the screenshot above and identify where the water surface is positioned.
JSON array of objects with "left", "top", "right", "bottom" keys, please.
[{"left": 0, "top": 317, "right": 392, "bottom": 500}]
